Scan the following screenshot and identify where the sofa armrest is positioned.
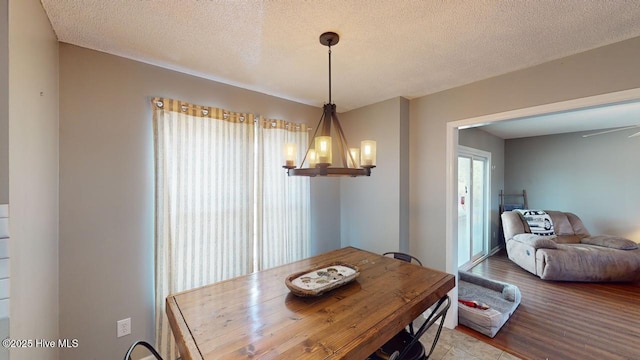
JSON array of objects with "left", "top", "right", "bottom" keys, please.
[
  {"left": 512, "top": 234, "right": 558, "bottom": 249},
  {"left": 581, "top": 235, "right": 638, "bottom": 250},
  {"left": 501, "top": 211, "right": 528, "bottom": 241}
]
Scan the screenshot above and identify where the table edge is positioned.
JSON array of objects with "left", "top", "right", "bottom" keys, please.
[
  {"left": 167, "top": 295, "right": 203, "bottom": 360},
  {"left": 329, "top": 273, "right": 456, "bottom": 359}
]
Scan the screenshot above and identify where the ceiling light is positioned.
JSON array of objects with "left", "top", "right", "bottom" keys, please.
[{"left": 284, "top": 32, "right": 376, "bottom": 177}]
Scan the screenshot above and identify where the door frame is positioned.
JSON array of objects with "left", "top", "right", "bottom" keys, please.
[
  {"left": 457, "top": 145, "right": 491, "bottom": 270},
  {"left": 443, "top": 87, "right": 640, "bottom": 329}
]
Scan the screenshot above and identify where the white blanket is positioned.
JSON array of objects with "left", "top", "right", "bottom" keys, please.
[{"left": 515, "top": 209, "right": 554, "bottom": 236}]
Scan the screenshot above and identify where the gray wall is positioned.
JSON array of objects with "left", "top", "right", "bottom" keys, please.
[
  {"left": 1, "top": 3, "right": 8, "bottom": 359},
  {"left": 459, "top": 128, "right": 505, "bottom": 250},
  {"left": 339, "top": 97, "right": 410, "bottom": 254},
  {"left": 410, "top": 36, "right": 640, "bottom": 271},
  {"left": 505, "top": 130, "right": 640, "bottom": 242},
  {"left": 58, "top": 44, "right": 340, "bottom": 359},
  {"left": 9, "top": 0, "right": 60, "bottom": 359},
  {"left": 0, "top": 0, "right": 8, "bottom": 204},
  {"left": 309, "top": 178, "right": 341, "bottom": 255}
]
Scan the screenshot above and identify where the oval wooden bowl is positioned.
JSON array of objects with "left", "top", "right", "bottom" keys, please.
[{"left": 285, "top": 261, "right": 360, "bottom": 297}]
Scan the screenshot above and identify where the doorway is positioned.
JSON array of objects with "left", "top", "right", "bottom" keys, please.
[
  {"left": 457, "top": 146, "right": 490, "bottom": 270},
  {"left": 443, "top": 88, "right": 640, "bottom": 329}
]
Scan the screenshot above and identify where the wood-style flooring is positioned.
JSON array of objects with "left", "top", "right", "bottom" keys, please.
[{"left": 457, "top": 250, "right": 640, "bottom": 360}]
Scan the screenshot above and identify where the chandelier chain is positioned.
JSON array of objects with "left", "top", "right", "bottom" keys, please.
[{"left": 328, "top": 44, "right": 332, "bottom": 105}]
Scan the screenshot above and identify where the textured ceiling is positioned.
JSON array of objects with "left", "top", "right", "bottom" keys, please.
[{"left": 41, "top": 0, "right": 640, "bottom": 113}]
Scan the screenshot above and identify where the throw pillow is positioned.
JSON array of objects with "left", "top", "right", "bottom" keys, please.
[{"left": 581, "top": 235, "right": 639, "bottom": 250}]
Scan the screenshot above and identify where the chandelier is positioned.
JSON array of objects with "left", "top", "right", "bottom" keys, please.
[{"left": 283, "top": 32, "right": 376, "bottom": 177}]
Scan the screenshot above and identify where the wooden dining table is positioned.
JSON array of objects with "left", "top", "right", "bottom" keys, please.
[{"left": 166, "top": 246, "right": 455, "bottom": 360}]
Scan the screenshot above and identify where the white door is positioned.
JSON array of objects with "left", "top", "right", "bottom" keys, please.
[{"left": 458, "top": 146, "right": 490, "bottom": 269}]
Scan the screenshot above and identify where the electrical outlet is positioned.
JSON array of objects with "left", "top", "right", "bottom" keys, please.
[{"left": 117, "top": 318, "right": 131, "bottom": 338}]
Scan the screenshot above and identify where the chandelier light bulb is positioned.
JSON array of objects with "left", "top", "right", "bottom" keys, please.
[
  {"left": 284, "top": 143, "right": 297, "bottom": 167},
  {"left": 361, "top": 140, "right": 377, "bottom": 167}
]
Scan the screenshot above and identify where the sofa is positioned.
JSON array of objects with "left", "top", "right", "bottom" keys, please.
[{"left": 502, "top": 210, "right": 640, "bottom": 282}]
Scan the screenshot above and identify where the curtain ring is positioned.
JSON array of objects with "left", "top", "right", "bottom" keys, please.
[
  {"left": 202, "top": 109, "right": 209, "bottom": 116},
  {"left": 156, "top": 100, "right": 164, "bottom": 108},
  {"left": 239, "top": 116, "right": 245, "bottom": 122},
  {"left": 181, "top": 105, "right": 188, "bottom": 112}
]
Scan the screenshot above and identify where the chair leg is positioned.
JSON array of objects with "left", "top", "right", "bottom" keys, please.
[
  {"left": 423, "top": 296, "right": 451, "bottom": 359},
  {"left": 124, "top": 340, "right": 163, "bottom": 360},
  {"left": 397, "top": 295, "right": 451, "bottom": 360}
]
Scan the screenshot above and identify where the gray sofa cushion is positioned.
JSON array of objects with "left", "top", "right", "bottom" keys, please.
[
  {"left": 581, "top": 235, "right": 638, "bottom": 250},
  {"left": 512, "top": 234, "right": 557, "bottom": 249},
  {"left": 536, "top": 244, "right": 640, "bottom": 282},
  {"left": 545, "top": 211, "right": 590, "bottom": 243}
]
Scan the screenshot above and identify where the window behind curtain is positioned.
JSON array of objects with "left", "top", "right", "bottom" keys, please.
[
  {"left": 151, "top": 98, "right": 309, "bottom": 359},
  {"left": 256, "top": 118, "right": 310, "bottom": 270}
]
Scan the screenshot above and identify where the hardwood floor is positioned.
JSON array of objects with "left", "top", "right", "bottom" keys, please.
[{"left": 457, "top": 250, "right": 640, "bottom": 360}]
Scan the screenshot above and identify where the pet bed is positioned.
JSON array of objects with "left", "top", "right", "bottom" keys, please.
[{"left": 458, "top": 272, "right": 521, "bottom": 338}]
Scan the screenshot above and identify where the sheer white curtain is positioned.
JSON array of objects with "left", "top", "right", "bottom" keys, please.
[
  {"left": 152, "top": 98, "right": 310, "bottom": 359},
  {"left": 256, "top": 119, "right": 310, "bottom": 270},
  {"left": 153, "top": 98, "right": 255, "bottom": 358}
]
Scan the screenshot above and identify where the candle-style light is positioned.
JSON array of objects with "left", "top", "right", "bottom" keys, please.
[
  {"left": 284, "top": 143, "right": 297, "bottom": 168},
  {"left": 349, "top": 148, "right": 360, "bottom": 168},
  {"left": 361, "top": 140, "right": 377, "bottom": 167},
  {"left": 308, "top": 149, "right": 317, "bottom": 168},
  {"left": 315, "top": 136, "right": 332, "bottom": 165}
]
